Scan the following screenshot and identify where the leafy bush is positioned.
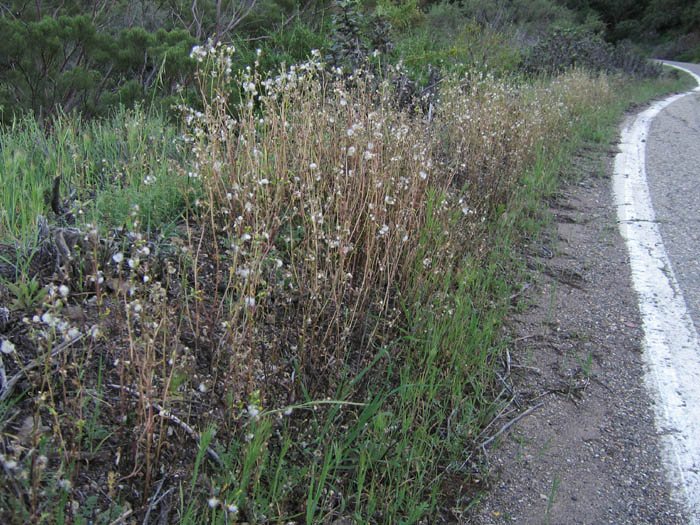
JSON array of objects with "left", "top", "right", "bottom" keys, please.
[
  {"left": 523, "top": 27, "right": 661, "bottom": 78},
  {"left": 676, "top": 44, "right": 700, "bottom": 63},
  {"left": 0, "top": 14, "right": 196, "bottom": 124},
  {"left": 0, "top": 1, "right": 336, "bottom": 123},
  {"left": 653, "top": 31, "right": 700, "bottom": 61},
  {"left": 386, "top": 1, "right": 519, "bottom": 87},
  {"left": 612, "top": 40, "right": 663, "bottom": 78},
  {"left": 376, "top": 0, "right": 425, "bottom": 31},
  {"left": 326, "top": 0, "right": 393, "bottom": 70},
  {"left": 460, "top": 0, "right": 574, "bottom": 33}
]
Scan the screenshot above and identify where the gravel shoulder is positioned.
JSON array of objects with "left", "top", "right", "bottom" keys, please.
[{"left": 464, "top": 122, "right": 689, "bottom": 524}]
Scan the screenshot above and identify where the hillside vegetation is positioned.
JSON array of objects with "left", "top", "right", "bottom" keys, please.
[
  {"left": 559, "top": 0, "right": 700, "bottom": 62},
  {"left": 0, "top": 0, "right": 695, "bottom": 522}
]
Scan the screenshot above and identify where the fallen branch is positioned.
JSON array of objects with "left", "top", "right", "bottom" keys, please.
[
  {"left": 509, "top": 282, "right": 531, "bottom": 303},
  {"left": 0, "top": 353, "right": 7, "bottom": 397},
  {"left": 108, "top": 384, "right": 222, "bottom": 467},
  {"left": 495, "top": 371, "right": 520, "bottom": 408},
  {"left": 511, "top": 333, "right": 541, "bottom": 344},
  {"left": 142, "top": 475, "right": 168, "bottom": 525},
  {"left": 107, "top": 506, "right": 133, "bottom": 525},
  {"left": 0, "top": 334, "right": 85, "bottom": 402},
  {"left": 510, "top": 364, "right": 543, "bottom": 375},
  {"left": 480, "top": 402, "right": 545, "bottom": 451},
  {"left": 475, "top": 396, "right": 518, "bottom": 442}
]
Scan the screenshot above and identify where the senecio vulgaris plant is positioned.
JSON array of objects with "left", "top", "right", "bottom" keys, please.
[
  {"left": 172, "top": 46, "right": 619, "bottom": 516},
  {"left": 177, "top": 40, "right": 450, "bottom": 401},
  {"left": 0, "top": 35, "right": 625, "bottom": 523}
]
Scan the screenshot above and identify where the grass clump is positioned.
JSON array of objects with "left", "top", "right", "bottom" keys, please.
[
  {"left": 0, "top": 106, "right": 196, "bottom": 243},
  {"left": 0, "top": 40, "right": 693, "bottom": 524}
]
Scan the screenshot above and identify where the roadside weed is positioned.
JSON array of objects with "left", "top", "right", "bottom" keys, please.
[
  {"left": 5, "top": 278, "right": 48, "bottom": 311},
  {"left": 544, "top": 474, "right": 561, "bottom": 525},
  {"left": 0, "top": 46, "right": 692, "bottom": 522}
]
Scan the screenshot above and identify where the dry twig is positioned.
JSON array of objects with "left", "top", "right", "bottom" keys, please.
[
  {"left": 108, "top": 384, "right": 223, "bottom": 467},
  {"left": 480, "top": 401, "right": 545, "bottom": 451},
  {"left": 0, "top": 334, "right": 85, "bottom": 402}
]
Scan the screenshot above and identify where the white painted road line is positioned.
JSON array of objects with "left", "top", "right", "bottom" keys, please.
[{"left": 613, "top": 64, "right": 700, "bottom": 524}]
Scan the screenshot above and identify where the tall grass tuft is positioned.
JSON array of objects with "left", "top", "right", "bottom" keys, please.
[{"left": 0, "top": 107, "right": 195, "bottom": 242}]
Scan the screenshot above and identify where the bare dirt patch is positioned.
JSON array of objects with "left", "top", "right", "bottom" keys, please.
[{"left": 463, "top": 140, "right": 688, "bottom": 524}]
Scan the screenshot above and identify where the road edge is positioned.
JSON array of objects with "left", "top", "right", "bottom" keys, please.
[{"left": 612, "top": 62, "right": 700, "bottom": 523}]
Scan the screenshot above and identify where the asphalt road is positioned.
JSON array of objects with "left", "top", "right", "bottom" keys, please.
[
  {"left": 613, "top": 60, "right": 700, "bottom": 523},
  {"left": 647, "top": 62, "right": 700, "bottom": 332}
]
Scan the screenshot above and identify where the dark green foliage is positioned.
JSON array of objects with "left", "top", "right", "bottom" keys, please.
[
  {"left": 328, "top": 0, "right": 369, "bottom": 68},
  {"left": 523, "top": 27, "right": 661, "bottom": 77},
  {"left": 376, "top": 0, "right": 425, "bottom": 30},
  {"left": 0, "top": 13, "right": 196, "bottom": 124},
  {"left": 611, "top": 40, "right": 663, "bottom": 77},
  {"left": 0, "top": 1, "right": 336, "bottom": 123},
  {"left": 676, "top": 43, "right": 700, "bottom": 63},
  {"left": 270, "top": 18, "right": 331, "bottom": 61},
  {"left": 461, "top": 0, "right": 575, "bottom": 33},
  {"left": 2, "top": 0, "right": 687, "bottom": 124},
  {"left": 368, "top": 11, "right": 393, "bottom": 55},
  {"left": 0, "top": 15, "right": 109, "bottom": 122},
  {"left": 644, "top": 0, "right": 699, "bottom": 35},
  {"left": 326, "top": 0, "right": 393, "bottom": 70},
  {"left": 560, "top": 0, "right": 700, "bottom": 60},
  {"left": 559, "top": 0, "right": 648, "bottom": 41}
]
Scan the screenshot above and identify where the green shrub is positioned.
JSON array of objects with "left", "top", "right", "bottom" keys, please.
[
  {"left": 524, "top": 27, "right": 661, "bottom": 78},
  {"left": 376, "top": 0, "right": 425, "bottom": 30},
  {"left": 676, "top": 45, "right": 700, "bottom": 62},
  {"left": 389, "top": 4, "right": 519, "bottom": 84},
  {"left": 0, "top": 14, "right": 196, "bottom": 124}
]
